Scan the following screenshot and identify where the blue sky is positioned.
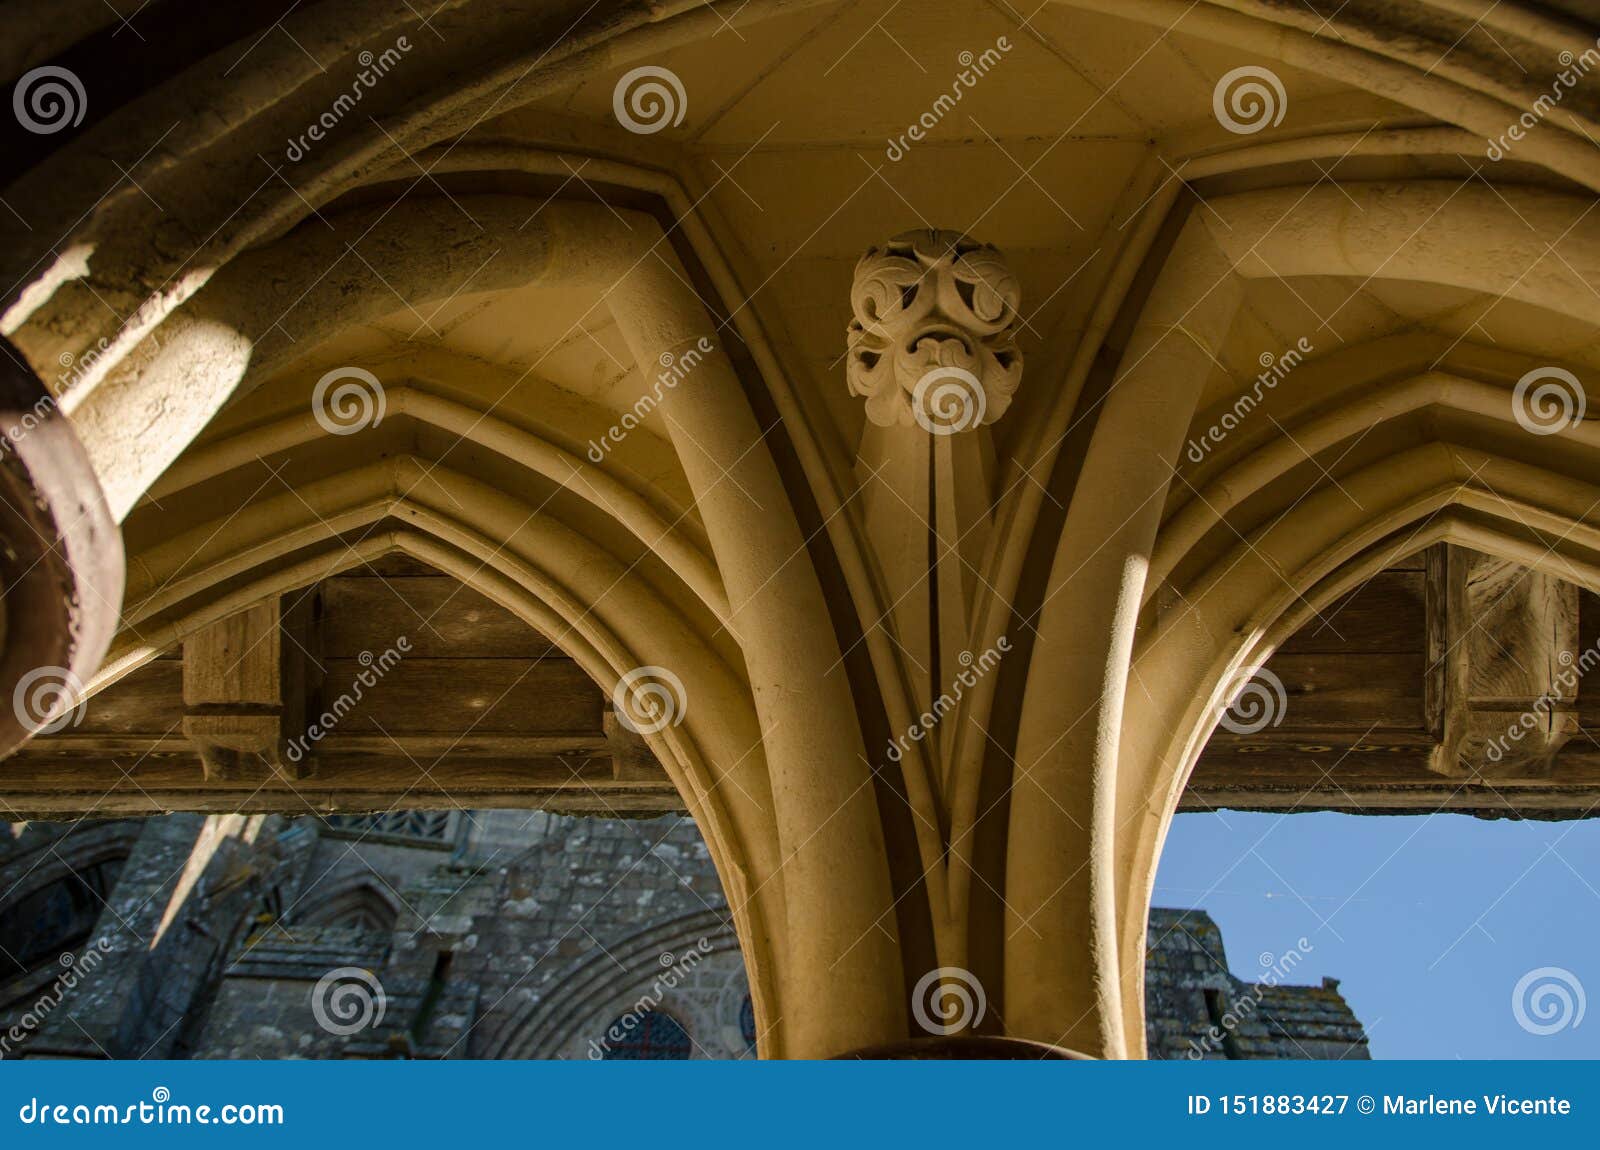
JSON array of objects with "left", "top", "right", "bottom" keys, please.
[{"left": 1155, "top": 810, "right": 1600, "bottom": 1059}]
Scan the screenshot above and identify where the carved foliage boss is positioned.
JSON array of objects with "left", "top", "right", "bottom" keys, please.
[{"left": 846, "top": 230, "right": 1023, "bottom": 433}]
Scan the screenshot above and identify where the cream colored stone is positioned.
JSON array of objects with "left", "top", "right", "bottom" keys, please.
[{"left": 1, "top": 0, "right": 1596, "bottom": 1059}]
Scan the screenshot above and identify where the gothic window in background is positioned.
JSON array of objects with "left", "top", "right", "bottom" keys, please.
[
  {"left": 0, "top": 856, "right": 125, "bottom": 983},
  {"left": 739, "top": 994, "right": 757, "bottom": 1051},
  {"left": 320, "top": 811, "right": 454, "bottom": 847},
  {"left": 600, "top": 1009, "right": 693, "bottom": 1060},
  {"left": 298, "top": 883, "right": 401, "bottom": 934}
]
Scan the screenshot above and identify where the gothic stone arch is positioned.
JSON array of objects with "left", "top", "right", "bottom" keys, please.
[{"left": 4, "top": 0, "right": 1600, "bottom": 1058}]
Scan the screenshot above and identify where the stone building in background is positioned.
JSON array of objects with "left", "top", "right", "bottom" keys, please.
[
  {"left": 2, "top": 0, "right": 1595, "bottom": 1063},
  {"left": 0, "top": 813, "right": 1367, "bottom": 1060}
]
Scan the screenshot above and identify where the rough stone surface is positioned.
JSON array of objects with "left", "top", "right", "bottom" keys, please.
[{"left": 1, "top": 814, "right": 1367, "bottom": 1060}]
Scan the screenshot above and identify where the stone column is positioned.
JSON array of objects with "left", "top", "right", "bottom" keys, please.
[
  {"left": 0, "top": 336, "right": 122, "bottom": 760},
  {"left": 1006, "top": 219, "right": 1243, "bottom": 1058},
  {"left": 600, "top": 238, "right": 907, "bottom": 1059},
  {"left": 844, "top": 230, "right": 1023, "bottom": 797}
]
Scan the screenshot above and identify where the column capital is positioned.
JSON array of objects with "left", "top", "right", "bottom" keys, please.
[{"left": 845, "top": 230, "right": 1022, "bottom": 433}]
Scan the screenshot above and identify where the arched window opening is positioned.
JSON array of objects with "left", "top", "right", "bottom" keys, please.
[
  {"left": 298, "top": 884, "right": 400, "bottom": 934},
  {"left": 599, "top": 1009, "right": 692, "bottom": 1060},
  {"left": 739, "top": 994, "right": 757, "bottom": 1052},
  {"left": 321, "top": 812, "right": 454, "bottom": 847},
  {"left": 1161, "top": 547, "right": 1600, "bottom": 1058},
  {"left": 0, "top": 856, "right": 125, "bottom": 983},
  {"left": 1157, "top": 808, "right": 1600, "bottom": 1058}
]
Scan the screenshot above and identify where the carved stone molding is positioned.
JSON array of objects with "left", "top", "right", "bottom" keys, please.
[{"left": 845, "top": 230, "right": 1022, "bottom": 433}]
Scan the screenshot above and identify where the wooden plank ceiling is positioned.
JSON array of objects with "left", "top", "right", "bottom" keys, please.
[
  {"left": 6, "top": 556, "right": 671, "bottom": 819},
  {"left": 10, "top": 548, "right": 1600, "bottom": 820}
]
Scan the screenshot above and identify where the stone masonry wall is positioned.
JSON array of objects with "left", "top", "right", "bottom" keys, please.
[{"left": 2, "top": 813, "right": 1367, "bottom": 1061}]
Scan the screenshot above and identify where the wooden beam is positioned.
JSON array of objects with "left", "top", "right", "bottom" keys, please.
[
  {"left": 181, "top": 598, "right": 306, "bottom": 782},
  {"left": 1426, "top": 545, "right": 1579, "bottom": 779},
  {"left": 605, "top": 708, "right": 671, "bottom": 783},
  {"left": 1179, "top": 784, "right": 1600, "bottom": 816},
  {"left": 0, "top": 753, "right": 678, "bottom": 819}
]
